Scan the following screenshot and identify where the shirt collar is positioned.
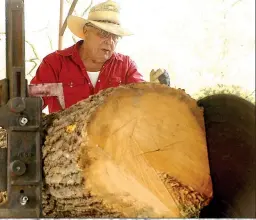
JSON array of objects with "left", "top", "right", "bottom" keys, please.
[
  {"left": 113, "top": 52, "right": 124, "bottom": 61},
  {"left": 56, "top": 40, "right": 123, "bottom": 62},
  {"left": 55, "top": 40, "right": 82, "bottom": 56}
]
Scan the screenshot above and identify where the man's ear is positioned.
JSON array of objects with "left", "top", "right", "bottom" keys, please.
[{"left": 83, "top": 25, "right": 88, "bottom": 36}]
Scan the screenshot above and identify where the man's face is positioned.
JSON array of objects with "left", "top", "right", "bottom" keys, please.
[{"left": 83, "top": 24, "right": 120, "bottom": 63}]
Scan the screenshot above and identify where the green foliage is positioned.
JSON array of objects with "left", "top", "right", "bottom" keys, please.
[{"left": 193, "top": 84, "right": 255, "bottom": 104}]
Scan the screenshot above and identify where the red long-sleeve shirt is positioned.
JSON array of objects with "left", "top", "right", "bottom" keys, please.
[{"left": 30, "top": 40, "right": 144, "bottom": 113}]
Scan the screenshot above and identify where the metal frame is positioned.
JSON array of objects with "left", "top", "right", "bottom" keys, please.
[{"left": 0, "top": 0, "right": 42, "bottom": 217}]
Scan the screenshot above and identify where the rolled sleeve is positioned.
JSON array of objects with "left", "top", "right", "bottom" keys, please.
[{"left": 125, "top": 59, "right": 145, "bottom": 84}]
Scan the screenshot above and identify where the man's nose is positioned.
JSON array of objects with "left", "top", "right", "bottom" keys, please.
[{"left": 105, "top": 35, "right": 115, "bottom": 45}]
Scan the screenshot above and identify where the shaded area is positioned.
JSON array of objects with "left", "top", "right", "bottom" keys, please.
[{"left": 198, "top": 94, "right": 255, "bottom": 217}]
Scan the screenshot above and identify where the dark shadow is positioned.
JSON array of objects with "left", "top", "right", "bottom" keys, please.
[{"left": 197, "top": 94, "right": 255, "bottom": 218}]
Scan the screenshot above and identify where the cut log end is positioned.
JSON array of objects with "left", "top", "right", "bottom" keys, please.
[{"left": 42, "top": 83, "right": 212, "bottom": 217}]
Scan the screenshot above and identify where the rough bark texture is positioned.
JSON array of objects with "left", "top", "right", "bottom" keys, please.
[
  {"left": 0, "top": 127, "right": 6, "bottom": 149},
  {"left": 0, "top": 83, "right": 213, "bottom": 217},
  {"left": 0, "top": 127, "right": 7, "bottom": 205}
]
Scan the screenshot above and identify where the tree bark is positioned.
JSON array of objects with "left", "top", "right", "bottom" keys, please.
[{"left": 1, "top": 83, "right": 213, "bottom": 217}]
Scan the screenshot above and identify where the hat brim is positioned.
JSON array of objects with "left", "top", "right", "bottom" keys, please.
[{"left": 67, "top": 15, "right": 133, "bottom": 39}]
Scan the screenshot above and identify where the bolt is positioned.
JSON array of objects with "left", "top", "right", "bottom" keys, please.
[
  {"left": 10, "top": 160, "right": 26, "bottom": 176},
  {"left": 19, "top": 117, "right": 28, "bottom": 126},
  {"left": 20, "top": 195, "right": 28, "bottom": 205}
]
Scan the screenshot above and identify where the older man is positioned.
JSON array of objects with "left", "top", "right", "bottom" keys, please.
[{"left": 30, "top": 0, "right": 169, "bottom": 113}]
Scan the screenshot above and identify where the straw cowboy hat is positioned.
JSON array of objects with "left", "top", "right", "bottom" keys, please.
[{"left": 67, "top": 0, "right": 132, "bottom": 38}]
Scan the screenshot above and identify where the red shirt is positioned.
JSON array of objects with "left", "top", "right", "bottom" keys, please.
[{"left": 30, "top": 40, "right": 144, "bottom": 113}]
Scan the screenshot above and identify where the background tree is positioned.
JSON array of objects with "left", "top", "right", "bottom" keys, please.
[{"left": 193, "top": 84, "right": 255, "bottom": 104}]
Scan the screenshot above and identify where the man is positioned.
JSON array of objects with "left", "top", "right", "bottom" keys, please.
[{"left": 30, "top": 0, "right": 169, "bottom": 113}]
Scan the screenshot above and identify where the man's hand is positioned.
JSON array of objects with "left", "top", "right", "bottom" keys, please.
[{"left": 150, "top": 68, "right": 170, "bottom": 86}]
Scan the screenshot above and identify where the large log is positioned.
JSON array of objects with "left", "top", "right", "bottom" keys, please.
[
  {"left": 41, "top": 82, "right": 212, "bottom": 217},
  {"left": 1, "top": 82, "right": 213, "bottom": 217}
]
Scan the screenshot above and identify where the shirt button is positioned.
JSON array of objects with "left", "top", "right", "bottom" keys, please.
[{"left": 98, "top": 80, "right": 100, "bottom": 82}]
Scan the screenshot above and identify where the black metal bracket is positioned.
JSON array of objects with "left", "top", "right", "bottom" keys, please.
[
  {"left": 0, "top": 0, "right": 42, "bottom": 216},
  {"left": 0, "top": 97, "right": 42, "bottom": 218}
]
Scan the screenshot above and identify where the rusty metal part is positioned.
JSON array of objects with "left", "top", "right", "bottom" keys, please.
[
  {"left": 28, "top": 83, "right": 65, "bottom": 109},
  {"left": 0, "top": 79, "right": 8, "bottom": 107},
  {"left": 10, "top": 160, "right": 26, "bottom": 176},
  {"left": 5, "top": 1, "right": 26, "bottom": 99},
  {"left": 0, "top": 0, "right": 42, "bottom": 217},
  {"left": 0, "top": 97, "right": 42, "bottom": 218},
  {"left": 198, "top": 94, "right": 255, "bottom": 218}
]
